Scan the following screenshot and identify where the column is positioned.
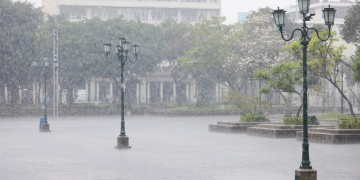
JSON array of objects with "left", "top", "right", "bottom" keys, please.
[
  {"left": 110, "top": 82, "right": 113, "bottom": 103},
  {"left": 190, "top": 83, "right": 197, "bottom": 103},
  {"left": 218, "top": 84, "right": 222, "bottom": 103},
  {"left": 96, "top": 82, "right": 100, "bottom": 101},
  {"left": 73, "top": 88, "right": 75, "bottom": 100},
  {"left": 90, "top": 80, "right": 95, "bottom": 102},
  {"left": 33, "top": 82, "right": 36, "bottom": 104},
  {"left": 173, "top": 82, "right": 176, "bottom": 102},
  {"left": 160, "top": 82, "right": 163, "bottom": 103},
  {"left": 4, "top": 85, "right": 8, "bottom": 105},
  {"left": 136, "top": 83, "right": 140, "bottom": 104},
  {"left": 86, "top": 8, "right": 91, "bottom": 19},
  {"left": 147, "top": 82, "right": 150, "bottom": 104},
  {"left": 215, "top": 84, "right": 219, "bottom": 103},
  {"left": 140, "top": 81, "right": 146, "bottom": 104},
  {"left": 186, "top": 83, "right": 189, "bottom": 102},
  {"left": 177, "top": 9, "right": 181, "bottom": 23},
  {"left": 19, "top": 86, "right": 22, "bottom": 105},
  {"left": 85, "top": 81, "right": 88, "bottom": 102}
]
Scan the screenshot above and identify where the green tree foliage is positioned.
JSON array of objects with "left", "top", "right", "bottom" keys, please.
[
  {"left": 0, "top": 0, "right": 43, "bottom": 108},
  {"left": 39, "top": 16, "right": 163, "bottom": 107},
  {"left": 352, "top": 48, "right": 360, "bottom": 82},
  {"left": 176, "top": 16, "right": 236, "bottom": 106},
  {"left": 341, "top": 2, "right": 360, "bottom": 44},
  {"left": 161, "top": 19, "right": 192, "bottom": 104},
  {"left": 255, "top": 61, "right": 304, "bottom": 117},
  {"left": 284, "top": 29, "right": 358, "bottom": 122},
  {"left": 225, "top": 91, "right": 269, "bottom": 115}
]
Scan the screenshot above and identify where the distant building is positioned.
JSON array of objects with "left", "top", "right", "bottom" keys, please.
[
  {"left": 237, "top": 12, "right": 249, "bottom": 22},
  {"left": 42, "top": 0, "right": 222, "bottom": 24}
]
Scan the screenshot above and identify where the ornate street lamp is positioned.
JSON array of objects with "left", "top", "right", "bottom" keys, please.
[
  {"left": 273, "top": 0, "right": 336, "bottom": 178},
  {"left": 104, "top": 36, "right": 139, "bottom": 149},
  {"left": 32, "top": 57, "right": 57, "bottom": 132}
]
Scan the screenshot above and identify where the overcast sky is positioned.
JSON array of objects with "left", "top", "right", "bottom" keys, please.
[{"left": 18, "top": 0, "right": 349, "bottom": 24}]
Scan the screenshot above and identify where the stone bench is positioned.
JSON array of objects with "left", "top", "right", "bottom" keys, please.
[
  {"left": 247, "top": 124, "right": 335, "bottom": 138},
  {"left": 296, "top": 128, "right": 360, "bottom": 144}
]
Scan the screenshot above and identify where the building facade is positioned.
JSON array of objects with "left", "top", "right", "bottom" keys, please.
[{"left": 42, "top": 0, "right": 222, "bottom": 23}]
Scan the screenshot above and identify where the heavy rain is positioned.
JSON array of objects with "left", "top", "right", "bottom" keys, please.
[{"left": 0, "top": 0, "right": 360, "bottom": 180}]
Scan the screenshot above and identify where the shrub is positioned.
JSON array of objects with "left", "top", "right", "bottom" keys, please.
[
  {"left": 241, "top": 113, "right": 265, "bottom": 122},
  {"left": 339, "top": 119, "right": 360, "bottom": 129},
  {"left": 283, "top": 117, "right": 310, "bottom": 125}
]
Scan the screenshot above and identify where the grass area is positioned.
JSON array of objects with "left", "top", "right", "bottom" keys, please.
[{"left": 316, "top": 113, "right": 341, "bottom": 120}]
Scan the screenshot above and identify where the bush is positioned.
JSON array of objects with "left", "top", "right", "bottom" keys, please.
[
  {"left": 241, "top": 113, "right": 265, "bottom": 122},
  {"left": 339, "top": 119, "right": 360, "bottom": 129},
  {"left": 283, "top": 117, "right": 310, "bottom": 125}
]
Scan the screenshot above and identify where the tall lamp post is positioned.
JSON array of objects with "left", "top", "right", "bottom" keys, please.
[
  {"left": 272, "top": 0, "right": 336, "bottom": 179},
  {"left": 104, "top": 36, "right": 139, "bottom": 149},
  {"left": 32, "top": 57, "right": 59, "bottom": 132}
]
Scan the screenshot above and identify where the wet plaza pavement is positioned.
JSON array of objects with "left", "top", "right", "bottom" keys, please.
[{"left": 0, "top": 115, "right": 359, "bottom": 180}]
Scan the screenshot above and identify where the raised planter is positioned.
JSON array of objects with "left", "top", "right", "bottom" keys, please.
[
  {"left": 247, "top": 124, "right": 335, "bottom": 138},
  {"left": 209, "top": 121, "right": 277, "bottom": 133},
  {"left": 296, "top": 128, "right": 360, "bottom": 144}
]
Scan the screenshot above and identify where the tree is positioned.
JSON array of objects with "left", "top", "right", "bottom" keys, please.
[
  {"left": 0, "top": 0, "right": 43, "bottom": 108},
  {"left": 285, "top": 30, "right": 358, "bottom": 122},
  {"left": 161, "top": 19, "right": 192, "bottom": 105},
  {"left": 341, "top": 2, "right": 360, "bottom": 44},
  {"left": 41, "top": 16, "right": 163, "bottom": 107},
  {"left": 255, "top": 61, "right": 304, "bottom": 117},
  {"left": 176, "top": 16, "right": 237, "bottom": 106},
  {"left": 309, "top": 79, "right": 332, "bottom": 115}
]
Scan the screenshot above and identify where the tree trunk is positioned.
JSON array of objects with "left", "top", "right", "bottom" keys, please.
[
  {"left": 8, "top": 84, "right": 19, "bottom": 109},
  {"left": 66, "top": 85, "right": 74, "bottom": 109},
  {"left": 328, "top": 78, "right": 357, "bottom": 122}
]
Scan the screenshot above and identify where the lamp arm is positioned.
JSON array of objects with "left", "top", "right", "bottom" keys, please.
[
  {"left": 308, "top": 26, "right": 331, "bottom": 42},
  {"left": 128, "top": 53, "right": 138, "bottom": 63},
  {"left": 279, "top": 27, "right": 303, "bottom": 42}
]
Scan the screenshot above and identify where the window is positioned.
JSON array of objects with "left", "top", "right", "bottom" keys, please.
[
  {"left": 101, "top": 13, "right": 107, "bottom": 21},
  {"left": 81, "top": 13, "right": 87, "bottom": 20},
  {"left": 210, "top": 10, "right": 218, "bottom": 17},
  {"left": 70, "top": 12, "right": 77, "bottom": 20}
]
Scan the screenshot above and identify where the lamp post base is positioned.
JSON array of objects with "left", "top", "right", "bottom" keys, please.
[
  {"left": 114, "top": 136, "right": 131, "bottom": 149},
  {"left": 295, "top": 169, "right": 317, "bottom": 180},
  {"left": 40, "top": 123, "right": 51, "bottom": 132}
]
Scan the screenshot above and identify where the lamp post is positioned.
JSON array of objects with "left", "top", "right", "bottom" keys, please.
[
  {"left": 32, "top": 57, "right": 58, "bottom": 132},
  {"left": 273, "top": 0, "right": 336, "bottom": 178},
  {"left": 104, "top": 36, "right": 139, "bottom": 149}
]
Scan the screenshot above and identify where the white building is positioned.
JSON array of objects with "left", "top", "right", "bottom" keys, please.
[{"left": 42, "top": 0, "right": 222, "bottom": 23}]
